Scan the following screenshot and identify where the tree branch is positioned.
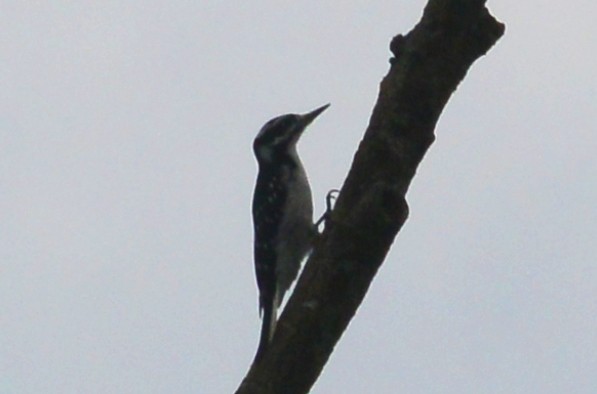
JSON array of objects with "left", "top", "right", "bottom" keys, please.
[{"left": 237, "top": 1, "right": 504, "bottom": 393}]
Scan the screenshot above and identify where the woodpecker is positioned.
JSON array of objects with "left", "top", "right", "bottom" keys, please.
[{"left": 252, "top": 103, "right": 330, "bottom": 362}]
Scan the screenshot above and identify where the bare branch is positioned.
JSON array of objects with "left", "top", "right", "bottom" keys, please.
[{"left": 237, "top": 1, "right": 504, "bottom": 393}]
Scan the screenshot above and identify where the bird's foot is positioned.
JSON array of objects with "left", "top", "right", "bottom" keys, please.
[{"left": 315, "top": 189, "right": 339, "bottom": 231}]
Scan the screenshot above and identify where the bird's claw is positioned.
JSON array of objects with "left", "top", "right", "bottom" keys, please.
[{"left": 315, "top": 189, "right": 339, "bottom": 230}]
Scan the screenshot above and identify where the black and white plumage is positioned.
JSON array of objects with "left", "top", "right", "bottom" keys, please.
[{"left": 252, "top": 104, "right": 329, "bottom": 362}]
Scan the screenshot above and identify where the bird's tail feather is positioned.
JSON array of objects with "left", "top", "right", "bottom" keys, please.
[{"left": 253, "top": 291, "right": 280, "bottom": 363}]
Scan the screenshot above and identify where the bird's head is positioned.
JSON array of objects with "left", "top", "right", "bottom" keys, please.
[{"left": 253, "top": 104, "right": 330, "bottom": 163}]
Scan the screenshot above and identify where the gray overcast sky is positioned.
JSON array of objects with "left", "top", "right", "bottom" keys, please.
[{"left": 1, "top": 1, "right": 596, "bottom": 393}]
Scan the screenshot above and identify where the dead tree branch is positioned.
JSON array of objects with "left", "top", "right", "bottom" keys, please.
[{"left": 237, "top": 1, "right": 504, "bottom": 393}]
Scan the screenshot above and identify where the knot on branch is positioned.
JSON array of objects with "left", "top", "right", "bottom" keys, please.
[{"left": 389, "top": 34, "right": 406, "bottom": 64}]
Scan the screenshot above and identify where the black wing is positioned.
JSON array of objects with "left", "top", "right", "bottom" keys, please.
[{"left": 252, "top": 166, "right": 288, "bottom": 312}]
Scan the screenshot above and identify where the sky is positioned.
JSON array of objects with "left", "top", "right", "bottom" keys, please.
[{"left": 1, "top": 1, "right": 596, "bottom": 393}]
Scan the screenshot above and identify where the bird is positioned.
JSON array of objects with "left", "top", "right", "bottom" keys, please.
[{"left": 251, "top": 103, "right": 330, "bottom": 362}]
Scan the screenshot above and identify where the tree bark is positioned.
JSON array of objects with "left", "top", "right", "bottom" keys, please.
[{"left": 236, "top": 1, "right": 505, "bottom": 393}]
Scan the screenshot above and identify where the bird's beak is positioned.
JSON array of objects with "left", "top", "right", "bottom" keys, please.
[{"left": 300, "top": 103, "right": 330, "bottom": 126}]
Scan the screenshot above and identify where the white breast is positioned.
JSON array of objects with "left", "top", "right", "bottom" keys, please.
[{"left": 274, "top": 156, "right": 314, "bottom": 305}]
